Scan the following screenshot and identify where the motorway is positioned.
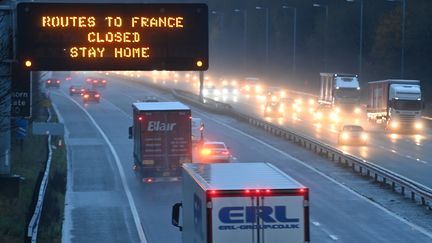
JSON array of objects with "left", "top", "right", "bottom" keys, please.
[
  {"left": 46, "top": 72, "right": 432, "bottom": 242},
  {"left": 141, "top": 72, "right": 432, "bottom": 190}
]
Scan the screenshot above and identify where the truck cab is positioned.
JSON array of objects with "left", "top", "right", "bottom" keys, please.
[
  {"left": 367, "top": 79, "right": 423, "bottom": 133},
  {"left": 387, "top": 83, "right": 423, "bottom": 131},
  {"left": 319, "top": 73, "right": 363, "bottom": 124}
]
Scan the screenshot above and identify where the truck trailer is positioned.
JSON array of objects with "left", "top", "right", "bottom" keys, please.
[
  {"left": 367, "top": 79, "right": 423, "bottom": 132},
  {"left": 129, "top": 102, "right": 192, "bottom": 183},
  {"left": 172, "top": 162, "right": 310, "bottom": 243}
]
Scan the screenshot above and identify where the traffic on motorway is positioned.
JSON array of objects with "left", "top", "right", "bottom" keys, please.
[{"left": 44, "top": 71, "right": 432, "bottom": 243}]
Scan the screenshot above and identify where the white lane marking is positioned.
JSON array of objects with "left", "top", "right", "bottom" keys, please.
[
  {"left": 375, "top": 143, "right": 430, "bottom": 165},
  {"left": 329, "top": 235, "right": 339, "bottom": 241},
  {"left": 194, "top": 110, "right": 432, "bottom": 239},
  {"left": 311, "top": 219, "right": 339, "bottom": 241},
  {"left": 55, "top": 91, "right": 148, "bottom": 243},
  {"left": 100, "top": 97, "right": 132, "bottom": 119}
]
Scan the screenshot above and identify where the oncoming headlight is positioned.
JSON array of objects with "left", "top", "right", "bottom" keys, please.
[
  {"left": 390, "top": 121, "right": 399, "bottom": 129},
  {"left": 415, "top": 122, "right": 423, "bottom": 130},
  {"left": 341, "top": 132, "right": 349, "bottom": 140}
]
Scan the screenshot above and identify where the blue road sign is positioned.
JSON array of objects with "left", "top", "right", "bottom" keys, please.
[{"left": 16, "top": 119, "right": 28, "bottom": 139}]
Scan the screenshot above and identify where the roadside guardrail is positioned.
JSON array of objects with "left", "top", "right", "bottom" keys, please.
[{"left": 27, "top": 108, "right": 54, "bottom": 242}]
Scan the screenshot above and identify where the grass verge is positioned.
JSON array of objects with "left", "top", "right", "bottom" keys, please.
[{"left": 0, "top": 105, "right": 67, "bottom": 243}]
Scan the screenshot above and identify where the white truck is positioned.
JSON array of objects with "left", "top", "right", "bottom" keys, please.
[
  {"left": 318, "top": 73, "right": 363, "bottom": 123},
  {"left": 172, "top": 162, "right": 310, "bottom": 243},
  {"left": 367, "top": 79, "right": 423, "bottom": 132}
]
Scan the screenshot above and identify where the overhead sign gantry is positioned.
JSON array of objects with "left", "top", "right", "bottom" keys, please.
[{"left": 17, "top": 3, "right": 208, "bottom": 71}]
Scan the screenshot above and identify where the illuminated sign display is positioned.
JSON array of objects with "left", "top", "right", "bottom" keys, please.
[{"left": 17, "top": 3, "right": 208, "bottom": 71}]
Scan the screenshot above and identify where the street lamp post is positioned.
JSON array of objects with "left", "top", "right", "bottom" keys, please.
[
  {"left": 282, "top": 5, "right": 297, "bottom": 76},
  {"left": 256, "top": 6, "right": 269, "bottom": 68},
  {"left": 234, "top": 9, "right": 248, "bottom": 73},
  {"left": 387, "top": 0, "right": 406, "bottom": 78},
  {"left": 211, "top": 10, "right": 224, "bottom": 54},
  {"left": 346, "top": 0, "right": 364, "bottom": 77},
  {"left": 313, "top": 3, "right": 329, "bottom": 72}
]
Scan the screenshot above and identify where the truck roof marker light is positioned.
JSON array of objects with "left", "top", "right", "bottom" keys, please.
[
  {"left": 210, "top": 190, "right": 217, "bottom": 195},
  {"left": 245, "top": 189, "right": 251, "bottom": 194},
  {"left": 256, "top": 189, "right": 260, "bottom": 193},
  {"left": 265, "top": 189, "right": 271, "bottom": 193},
  {"left": 138, "top": 116, "right": 144, "bottom": 121},
  {"left": 299, "top": 188, "right": 306, "bottom": 193}
]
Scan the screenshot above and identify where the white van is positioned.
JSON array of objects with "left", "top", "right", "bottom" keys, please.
[{"left": 191, "top": 117, "right": 203, "bottom": 143}]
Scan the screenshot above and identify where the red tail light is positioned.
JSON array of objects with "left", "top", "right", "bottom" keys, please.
[
  {"left": 221, "top": 150, "right": 229, "bottom": 155},
  {"left": 86, "top": 78, "right": 91, "bottom": 82},
  {"left": 244, "top": 189, "right": 271, "bottom": 195},
  {"left": 83, "top": 94, "right": 89, "bottom": 99},
  {"left": 56, "top": 80, "right": 60, "bottom": 84},
  {"left": 95, "top": 94, "right": 100, "bottom": 98},
  {"left": 145, "top": 178, "right": 153, "bottom": 183},
  {"left": 47, "top": 80, "right": 51, "bottom": 83},
  {"left": 71, "top": 88, "right": 76, "bottom": 92},
  {"left": 93, "top": 80, "right": 98, "bottom": 83},
  {"left": 102, "top": 80, "right": 106, "bottom": 83}
]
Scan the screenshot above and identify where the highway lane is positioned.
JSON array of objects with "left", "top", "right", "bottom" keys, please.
[
  {"left": 134, "top": 74, "right": 432, "bottom": 189},
  {"left": 50, "top": 91, "right": 142, "bottom": 243},
  {"left": 53, "top": 72, "right": 432, "bottom": 242}
]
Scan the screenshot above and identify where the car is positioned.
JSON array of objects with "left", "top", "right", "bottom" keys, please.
[
  {"left": 313, "top": 104, "right": 339, "bottom": 123},
  {"left": 240, "top": 77, "right": 262, "bottom": 95},
  {"left": 69, "top": 85, "right": 86, "bottom": 96},
  {"left": 202, "top": 85, "right": 221, "bottom": 101},
  {"left": 199, "top": 141, "right": 231, "bottom": 163},
  {"left": 82, "top": 90, "right": 101, "bottom": 103},
  {"left": 91, "top": 78, "right": 107, "bottom": 88},
  {"left": 45, "top": 78, "right": 61, "bottom": 88},
  {"left": 338, "top": 125, "right": 368, "bottom": 145},
  {"left": 263, "top": 101, "right": 285, "bottom": 118},
  {"left": 142, "top": 96, "right": 159, "bottom": 102}
]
